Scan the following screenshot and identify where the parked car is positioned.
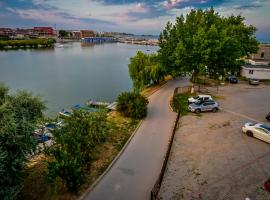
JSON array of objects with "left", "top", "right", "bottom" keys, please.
[
  {"left": 266, "top": 113, "right": 270, "bottom": 121},
  {"left": 226, "top": 76, "right": 238, "bottom": 84},
  {"left": 188, "top": 94, "right": 213, "bottom": 104},
  {"left": 249, "top": 78, "right": 260, "bottom": 85},
  {"left": 242, "top": 122, "right": 270, "bottom": 143},
  {"left": 188, "top": 100, "right": 219, "bottom": 113}
]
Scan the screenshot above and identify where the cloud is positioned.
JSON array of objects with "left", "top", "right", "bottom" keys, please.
[
  {"left": 233, "top": 4, "right": 263, "bottom": 10},
  {"left": 0, "top": 0, "right": 269, "bottom": 41},
  {"left": 6, "top": 7, "right": 113, "bottom": 27}
]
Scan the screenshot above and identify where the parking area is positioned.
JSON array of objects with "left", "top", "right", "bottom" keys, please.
[{"left": 158, "top": 84, "right": 270, "bottom": 200}]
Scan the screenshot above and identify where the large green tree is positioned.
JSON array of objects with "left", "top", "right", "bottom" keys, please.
[
  {"left": 0, "top": 84, "right": 46, "bottom": 200},
  {"left": 158, "top": 8, "right": 259, "bottom": 81},
  {"left": 46, "top": 110, "right": 109, "bottom": 192}
]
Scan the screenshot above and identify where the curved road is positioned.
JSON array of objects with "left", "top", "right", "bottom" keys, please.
[{"left": 83, "top": 77, "right": 190, "bottom": 200}]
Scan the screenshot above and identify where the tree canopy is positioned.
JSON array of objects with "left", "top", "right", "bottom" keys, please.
[
  {"left": 158, "top": 8, "right": 259, "bottom": 80},
  {"left": 117, "top": 92, "right": 148, "bottom": 119},
  {"left": 0, "top": 84, "right": 46, "bottom": 200},
  {"left": 128, "top": 51, "right": 165, "bottom": 92},
  {"left": 46, "top": 110, "right": 109, "bottom": 192}
]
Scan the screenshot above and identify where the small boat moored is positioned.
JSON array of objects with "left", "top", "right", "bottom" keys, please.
[
  {"left": 59, "top": 109, "right": 73, "bottom": 117},
  {"left": 71, "top": 104, "right": 98, "bottom": 113},
  {"left": 106, "top": 102, "right": 117, "bottom": 111},
  {"left": 87, "top": 100, "right": 110, "bottom": 108}
]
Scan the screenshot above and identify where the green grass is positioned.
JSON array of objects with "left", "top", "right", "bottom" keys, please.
[{"left": 171, "top": 93, "right": 191, "bottom": 116}]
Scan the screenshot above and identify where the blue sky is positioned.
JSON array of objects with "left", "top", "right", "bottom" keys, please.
[{"left": 0, "top": 0, "right": 269, "bottom": 41}]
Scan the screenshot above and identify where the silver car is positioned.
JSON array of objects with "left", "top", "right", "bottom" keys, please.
[{"left": 188, "top": 100, "right": 219, "bottom": 113}]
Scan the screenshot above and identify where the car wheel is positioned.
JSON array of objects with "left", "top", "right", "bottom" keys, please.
[
  {"left": 212, "top": 108, "right": 218, "bottom": 113},
  {"left": 246, "top": 131, "right": 253, "bottom": 137},
  {"left": 195, "top": 109, "right": 201, "bottom": 113}
]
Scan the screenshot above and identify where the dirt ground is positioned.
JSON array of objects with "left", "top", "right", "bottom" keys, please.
[{"left": 158, "top": 83, "right": 270, "bottom": 200}]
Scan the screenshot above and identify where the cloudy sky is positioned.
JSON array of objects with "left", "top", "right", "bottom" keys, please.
[{"left": 0, "top": 0, "right": 269, "bottom": 41}]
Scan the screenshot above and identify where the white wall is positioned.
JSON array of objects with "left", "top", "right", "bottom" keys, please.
[{"left": 241, "top": 67, "right": 270, "bottom": 80}]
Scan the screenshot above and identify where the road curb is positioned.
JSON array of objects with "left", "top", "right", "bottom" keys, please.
[{"left": 79, "top": 119, "right": 143, "bottom": 200}]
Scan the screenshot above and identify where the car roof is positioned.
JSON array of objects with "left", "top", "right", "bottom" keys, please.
[{"left": 198, "top": 95, "right": 211, "bottom": 97}]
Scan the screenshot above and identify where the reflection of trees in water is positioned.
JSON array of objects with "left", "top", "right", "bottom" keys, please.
[
  {"left": 0, "top": 46, "right": 55, "bottom": 52},
  {"left": 81, "top": 42, "right": 95, "bottom": 48}
]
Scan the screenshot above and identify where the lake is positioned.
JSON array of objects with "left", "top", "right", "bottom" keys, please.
[{"left": 0, "top": 42, "right": 158, "bottom": 116}]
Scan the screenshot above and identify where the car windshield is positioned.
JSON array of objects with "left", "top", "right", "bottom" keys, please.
[
  {"left": 195, "top": 101, "right": 203, "bottom": 105},
  {"left": 193, "top": 96, "right": 199, "bottom": 99},
  {"left": 260, "top": 124, "right": 270, "bottom": 132}
]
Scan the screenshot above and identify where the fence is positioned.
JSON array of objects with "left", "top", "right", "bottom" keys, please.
[
  {"left": 150, "top": 87, "right": 182, "bottom": 200},
  {"left": 174, "top": 84, "right": 219, "bottom": 96}
]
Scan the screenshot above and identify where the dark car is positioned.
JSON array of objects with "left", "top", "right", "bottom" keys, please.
[
  {"left": 267, "top": 112, "right": 270, "bottom": 121},
  {"left": 226, "top": 76, "right": 238, "bottom": 84}
]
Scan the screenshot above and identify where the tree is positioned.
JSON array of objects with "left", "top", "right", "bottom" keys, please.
[
  {"left": 128, "top": 51, "right": 165, "bottom": 92},
  {"left": 58, "top": 30, "right": 70, "bottom": 38},
  {"left": 46, "top": 110, "right": 109, "bottom": 192},
  {"left": 158, "top": 8, "right": 259, "bottom": 81},
  {"left": 0, "top": 84, "right": 46, "bottom": 200},
  {"left": 117, "top": 92, "right": 148, "bottom": 119}
]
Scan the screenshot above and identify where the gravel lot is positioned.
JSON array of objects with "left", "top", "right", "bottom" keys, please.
[{"left": 158, "top": 83, "right": 270, "bottom": 200}]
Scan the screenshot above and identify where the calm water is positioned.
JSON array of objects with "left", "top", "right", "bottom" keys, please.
[{"left": 0, "top": 42, "right": 158, "bottom": 116}]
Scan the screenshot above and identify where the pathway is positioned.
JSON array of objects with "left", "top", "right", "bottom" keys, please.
[{"left": 83, "top": 77, "right": 190, "bottom": 200}]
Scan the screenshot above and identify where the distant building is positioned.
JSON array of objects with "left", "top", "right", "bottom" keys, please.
[
  {"left": 0, "top": 28, "right": 14, "bottom": 38},
  {"left": 14, "top": 28, "right": 37, "bottom": 38},
  {"left": 72, "top": 31, "right": 81, "bottom": 40},
  {"left": 241, "top": 44, "right": 270, "bottom": 80},
  {"left": 33, "top": 27, "right": 55, "bottom": 37},
  {"left": 80, "top": 30, "right": 95, "bottom": 38}
]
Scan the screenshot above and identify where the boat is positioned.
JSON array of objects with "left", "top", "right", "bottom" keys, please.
[
  {"left": 33, "top": 129, "right": 53, "bottom": 143},
  {"left": 87, "top": 100, "right": 110, "bottom": 107},
  {"left": 55, "top": 44, "right": 64, "bottom": 48},
  {"left": 106, "top": 102, "right": 117, "bottom": 111},
  {"left": 59, "top": 109, "right": 73, "bottom": 117},
  {"left": 44, "top": 122, "right": 56, "bottom": 131},
  {"left": 71, "top": 104, "right": 98, "bottom": 113}
]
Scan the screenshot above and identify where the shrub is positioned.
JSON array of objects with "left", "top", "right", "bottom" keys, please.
[{"left": 117, "top": 92, "right": 148, "bottom": 119}]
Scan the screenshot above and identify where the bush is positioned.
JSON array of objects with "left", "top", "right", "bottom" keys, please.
[{"left": 117, "top": 92, "right": 148, "bottom": 119}]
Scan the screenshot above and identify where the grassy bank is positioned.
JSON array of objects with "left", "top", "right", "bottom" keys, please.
[
  {"left": 171, "top": 93, "right": 194, "bottom": 116},
  {"left": 141, "top": 75, "right": 172, "bottom": 97},
  {"left": 18, "top": 112, "right": 139, "bottom": 200},
  {"left": 0, "top": 38, "right": 56, "bottom": 49}
]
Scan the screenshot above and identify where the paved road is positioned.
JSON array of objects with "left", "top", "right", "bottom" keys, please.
[
  {"left": 83, "top": 77, "right": 190, "bottom": 200},
  {"left": 218, "top": 84, "right": 270, "bottom": 123}
]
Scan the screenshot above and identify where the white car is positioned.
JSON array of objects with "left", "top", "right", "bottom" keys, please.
[
  {"left": 242, "top": 122, "right": 270, "bottom": 143},
  {"left": 188, "top": 95, "right": 213, "bottom": 104}
]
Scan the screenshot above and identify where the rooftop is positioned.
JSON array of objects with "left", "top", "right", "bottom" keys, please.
[{"left": 244, "top": 63, "right": 270, "bottom": 69}]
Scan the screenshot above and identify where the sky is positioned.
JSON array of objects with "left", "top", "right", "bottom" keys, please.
[{"left": 0, "top": 0, "right": 269, "bottom": 41}]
